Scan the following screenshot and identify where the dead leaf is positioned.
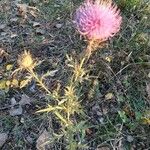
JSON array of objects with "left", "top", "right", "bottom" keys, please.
[
  {"left": 105, "top": 93, "right": 114, "bottom": 100},
  {"left": 36, "top": 129, "right": 51, "bottom": 150},
  {"left": 19, "top": 94, "right": 31, "bottom": 106},
  {"left": 17, "top": 4, "right": 28, "bottom": 19},
  {"left": 0, "top": 133, "right": 8, "bottom": 148},
  {"left": 9, "top": 98, "right": 23, "bottom": 116},
  {"left": 17, "top": 4, "right": 39, "bottom": 21},
  {"left": 9, "top": 105, "right": 23, "bottom": 116},
  {"left": 146, "top": 83, "right": 150, "bottom": 99}
]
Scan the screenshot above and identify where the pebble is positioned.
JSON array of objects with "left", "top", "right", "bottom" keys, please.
[{"left": 55, "top": 23, "right": 63, "bottom": 29}]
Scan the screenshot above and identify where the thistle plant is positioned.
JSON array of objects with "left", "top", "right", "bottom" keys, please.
[{"left": 11, "top": 0, "right": 122, "bottom": 149}]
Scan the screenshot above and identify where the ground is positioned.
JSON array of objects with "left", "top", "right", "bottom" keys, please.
[{"left": 0, "top": 0, "right": 150, "bottom": 150}]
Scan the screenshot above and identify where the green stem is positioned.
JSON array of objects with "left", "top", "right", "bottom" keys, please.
[{"left": 28, "top": 68, "right": 52, "bottom": 96}]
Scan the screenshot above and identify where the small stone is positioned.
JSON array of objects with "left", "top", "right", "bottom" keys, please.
[
  {"left": 55, "top": 23, "right": 63, "bottom": 29},
  {"left": 127, "top": 135, "right": 134, "bottom": 143}
]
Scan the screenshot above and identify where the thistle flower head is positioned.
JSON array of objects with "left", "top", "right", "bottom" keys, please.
[
  {"left": 74, "top": 0, "right": 122, "bottom": 41},
  {"left": 18, "top": 50, "right": 34, "bottom": 70}
]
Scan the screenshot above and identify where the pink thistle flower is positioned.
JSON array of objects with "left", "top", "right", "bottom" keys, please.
[{"left": 74, "top": 0, "right": 122, "bottom": 41}]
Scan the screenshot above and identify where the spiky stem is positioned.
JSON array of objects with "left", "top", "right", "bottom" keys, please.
[{"left": 27, "top": 68, "right": 52, "bottom": 96}]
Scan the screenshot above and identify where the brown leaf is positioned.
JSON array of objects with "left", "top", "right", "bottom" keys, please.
[
  {"left": 19, "top": 94, "right": 31, "bottom": 106},
  {"left": 16, "top": 4, "right": 39, "bottom": 21},
  {"left": 36, "top": 129, "right": 51, "bottom": 150},
  {"left": 0, "top": 133, "right": 8, "bottom": 148},
  {"left": 17, "top": 4, "right": 28, "bottom": 19}
]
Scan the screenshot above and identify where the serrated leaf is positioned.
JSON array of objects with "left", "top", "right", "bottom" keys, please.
[
  {"left": 36, "top": 105, "right": 63, "bottom": 113},
  {"left": 36, "top": 105, "right": 54, "bottom": 113},
  {"left": 20, "top": 76, "right": 32, "bottom": 88}
]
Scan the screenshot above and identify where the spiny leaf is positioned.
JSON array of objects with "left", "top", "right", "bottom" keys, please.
[
  {"left": 36, "top": 105, "right": 63, "bottom": 113},
  {"left": 20, "top": 76, "right": 32, "bottom": 88}
]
